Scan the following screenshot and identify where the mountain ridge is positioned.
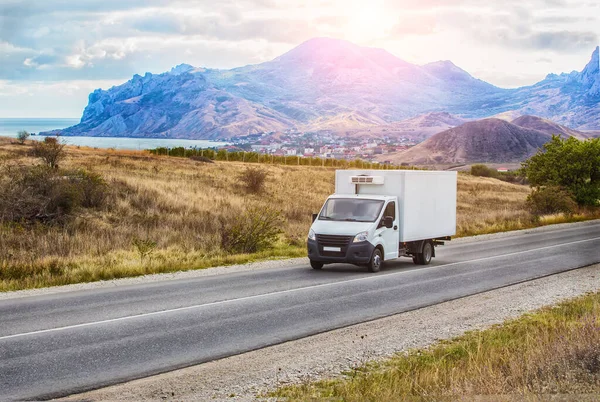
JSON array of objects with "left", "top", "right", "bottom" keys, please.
[{"left": 44, "top": 38, "right": 600, "bottom": 139}]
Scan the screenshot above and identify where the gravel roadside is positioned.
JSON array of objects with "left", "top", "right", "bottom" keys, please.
[{"left": 62, "top": 263, "right": 600, "bottom": 401}]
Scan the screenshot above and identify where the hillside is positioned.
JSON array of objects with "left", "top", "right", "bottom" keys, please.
[
  {"left": 511, "top": 115, "right": 589, "bottom": 140},
  {"left": 43, "top": 40, "right": 600, "bottom": 139},
  {"left": 382, "top": 118, "right": 552, "bottom": 165}
]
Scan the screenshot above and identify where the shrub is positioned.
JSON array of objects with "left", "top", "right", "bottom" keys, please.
[
  {"left": 526, "top": 186, "right": 578, "bottom": 216},
  {"left": 221, "top": 205, "right": 283, "bottom": 253},
  {"left": 496, "top": 171, "right": 526, "bottom": 184},
  {"left": 69, "top": 169, "right": 108, "bottom": 208},
  {"left": 16, "top": 130, "right": 30, "bottom": 144},
  {"left": 32, "top": 136, "right": 66, "bottom": 169},
  {"left": 132, "top": 237, "right": 157, "bottom": 263},
  {"left": 238, "top": 167, "right": 269, "bottom": 194},
  {"left": 0, "top": 165, "right": 109, "bottom": 224},
  {"left": 470, "top": 164, "right": 498, "bottom": 178}
]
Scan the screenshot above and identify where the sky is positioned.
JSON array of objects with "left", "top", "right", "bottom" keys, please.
[{"left": 0, "top": 0, "right": 598, "bottom": 118}]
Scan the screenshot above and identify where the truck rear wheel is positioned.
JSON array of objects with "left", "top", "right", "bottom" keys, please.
[
  {"left": 310, "top": 260, "right": 324, "bottom": 270},
  {"left": 368, "top": 248, "right": 383, "bottom": 272},
  {"left": 413, "top": 241, "right": 433, "bottom": 265}
]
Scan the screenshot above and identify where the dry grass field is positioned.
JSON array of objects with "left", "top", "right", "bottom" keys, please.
[
  {"left": 0, "top": 137, "right": 596, "bottom": 291},
  {"left": 273, "top": 291, "right": 600, "bottom": 401}
]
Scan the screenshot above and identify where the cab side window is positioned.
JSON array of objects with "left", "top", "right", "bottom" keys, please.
[{"left": 384, "top": 202, "right": 395, "bottom": 220}]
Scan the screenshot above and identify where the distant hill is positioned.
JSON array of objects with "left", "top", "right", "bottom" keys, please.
[
  {"left": 301, "top": 111, "right": 387, "bottom": 133},
  {"left": 381, "top": 118, "right": 552, "bottom": 165},
  {"left": 511, "top": 115, "right": 589, "bottom": 140},
  {"left": 44, "top": 39, "right": 600, "bottom": 139},
  {"left": 325, "top": 112, "right": 468, "bottom": 140},
  {"left": 489, "top": 110, "right": 522, "bottom": 121}
]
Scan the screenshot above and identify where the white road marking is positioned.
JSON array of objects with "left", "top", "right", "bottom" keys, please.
[{"left": 1, "top": 236, "right": 599, "bottom": 341}]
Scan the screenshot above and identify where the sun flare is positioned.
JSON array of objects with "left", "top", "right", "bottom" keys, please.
[{"left": 344, "top": 0, "right": 391, "bottom": 41}]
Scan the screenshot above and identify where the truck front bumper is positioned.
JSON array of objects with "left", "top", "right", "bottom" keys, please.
[{"left": 307, "top": 238, "right": 375, "bottom": 265}]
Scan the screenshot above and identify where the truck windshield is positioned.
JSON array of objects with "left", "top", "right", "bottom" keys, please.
[{"left": 319, "top": 198, "right": 384, "bottom": 222}]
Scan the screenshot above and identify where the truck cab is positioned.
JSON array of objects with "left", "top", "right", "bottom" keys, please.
[
  {"left": 307, "top": 170, "right": 457, "bottom": 272},
  {"left": 308, "top": 195, "right": 399, "bottom": 271}
]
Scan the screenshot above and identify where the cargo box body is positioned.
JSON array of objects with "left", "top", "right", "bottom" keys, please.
[{"left": 334, "top": 170, "right": 457, "bottom": 242}]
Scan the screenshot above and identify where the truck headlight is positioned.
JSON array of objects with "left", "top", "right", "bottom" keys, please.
[
  {"left": 353, "top": 231, "right": 369, "bottom": 243},
  {"left": 308, "top": 229, "right": 316, "bottom": 241}
]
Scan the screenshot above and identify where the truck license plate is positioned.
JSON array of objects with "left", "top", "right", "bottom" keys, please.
[{"left": 323, "top": 246, "right": 341, "bottom": 252}]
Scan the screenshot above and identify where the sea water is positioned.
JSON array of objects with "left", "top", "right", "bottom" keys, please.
[{"left": 0, "top": 118, "right": 229, "bottom": 150}]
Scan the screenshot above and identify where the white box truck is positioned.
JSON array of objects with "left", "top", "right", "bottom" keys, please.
[{"left": 307, "top": 170, "right": 457, "bottom": 272}]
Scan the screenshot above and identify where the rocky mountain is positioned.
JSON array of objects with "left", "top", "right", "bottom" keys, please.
[
  {"left": 46, "top": 39, "right": 600, "bottom": 139},
  {"left": 50, "top": 65, "right": 295, "bottom": 139},
  {"left": 505, "top": 46, "right": 600, "bottom": 130},
  {"left": 381, "top": 118, "right": 553, "bottom": 165},
  {"left": 511, "top": 115, "right": 589, "bottom": 140}
]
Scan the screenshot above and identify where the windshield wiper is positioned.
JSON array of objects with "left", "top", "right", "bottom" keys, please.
[
  {"left": 343, "top": 218, "right": 359, "bottom": 221},
  {"left": 319, "top": 216, "right": 332, "bottom": 220}
]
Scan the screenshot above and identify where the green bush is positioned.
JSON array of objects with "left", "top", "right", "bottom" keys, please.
[
  {"left": 221, "top": 205, "right": 283, "bottom": 253},
  {"left": 470, "top": 164, "right": 498, "bottom": 178},
  {"left": 522, "top": 136, "right": 600, "bottom": 206},
  {"left": 526, "top": 186, "right": 578, "bottom": 216}
]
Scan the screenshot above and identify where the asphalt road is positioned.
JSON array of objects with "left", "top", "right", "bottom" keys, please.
[{"left": 1, "top": 222, "right": 599, "bottom": 401}]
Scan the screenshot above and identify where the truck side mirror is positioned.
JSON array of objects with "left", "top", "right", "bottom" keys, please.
[
  {"left": 384, "top": 216, "right": 394, "bottom": 228},
  {"left": 312, "top": 213, "right": 318, "bottom": 223}
]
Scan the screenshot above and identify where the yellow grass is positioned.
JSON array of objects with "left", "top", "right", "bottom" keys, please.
[
  {"left": 272, "top": 291, "right": 600, "bottom": 400},
  {"left": 0, "top": 137, "right": 597, "bottom": 291}
]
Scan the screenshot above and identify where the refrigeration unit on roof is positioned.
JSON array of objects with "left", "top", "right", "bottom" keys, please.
[{"left": 349, "top": 176, "right": 384, "bottom": 185}]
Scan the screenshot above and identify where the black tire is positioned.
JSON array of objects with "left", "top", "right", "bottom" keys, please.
[
  {"left": 414, "top": 241, "right": 433, "bottom": 265},
  {"left": 310, "top": 260, "right": 324, "bottom": 270},
  {"left": 367, "top": 248, "right": 383, "bottom": 272}
]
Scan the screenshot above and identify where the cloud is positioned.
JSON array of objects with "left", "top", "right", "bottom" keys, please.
[
  {"left": 426, "top": 5, "right": 599, "bottom": 53},
  {"left": 126, "top": 10, "right": 320, "bottom": 44},
  {"left": 0, "top": 0, "right": 598, "bottom": 96},
  {"left": 386, "top": 14, "right": 436, "bottom": 38},
  {"left": 0, "top": 79, "right": 125, "bottom": 118},
  {"left": 522, "top": 30, "right": 598, "bottom": 51}
]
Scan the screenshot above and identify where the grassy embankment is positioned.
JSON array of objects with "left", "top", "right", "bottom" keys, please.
[
  {"left": 272, "top": 291, "right": 600, "bottom": 401},
  {"left": 0, "top": 137, "right": 598, "bottom": 291}
]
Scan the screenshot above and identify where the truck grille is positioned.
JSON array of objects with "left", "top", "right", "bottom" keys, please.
[{"left": 316, "top": 234, "right": 353, "bottom": 256}]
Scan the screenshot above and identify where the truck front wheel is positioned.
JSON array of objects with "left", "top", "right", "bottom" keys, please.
[
  {"left": 310, "top": 260, "right": 324, "bottom": 270},
  {"left": 368, "top": 248, "right": 383, "bottom": 272}
]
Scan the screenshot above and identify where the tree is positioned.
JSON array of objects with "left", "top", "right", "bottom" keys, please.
[
  {"left": 32, "top": 136, "right": 66, "bottom": 169},
  {"left": 521, "top": 135, "right": 600, "bottom": 206},
  {"left": 16, "top": 130, "right": 30, "bottom": 144}
]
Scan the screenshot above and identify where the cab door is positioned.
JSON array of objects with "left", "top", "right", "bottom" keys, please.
[{"left": 379, "top": 201, "right": 399, "bottom": 260}]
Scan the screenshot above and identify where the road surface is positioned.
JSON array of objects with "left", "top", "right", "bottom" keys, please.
[{"left": 1, "top": 222, "right": 599, "bottom": 400}]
